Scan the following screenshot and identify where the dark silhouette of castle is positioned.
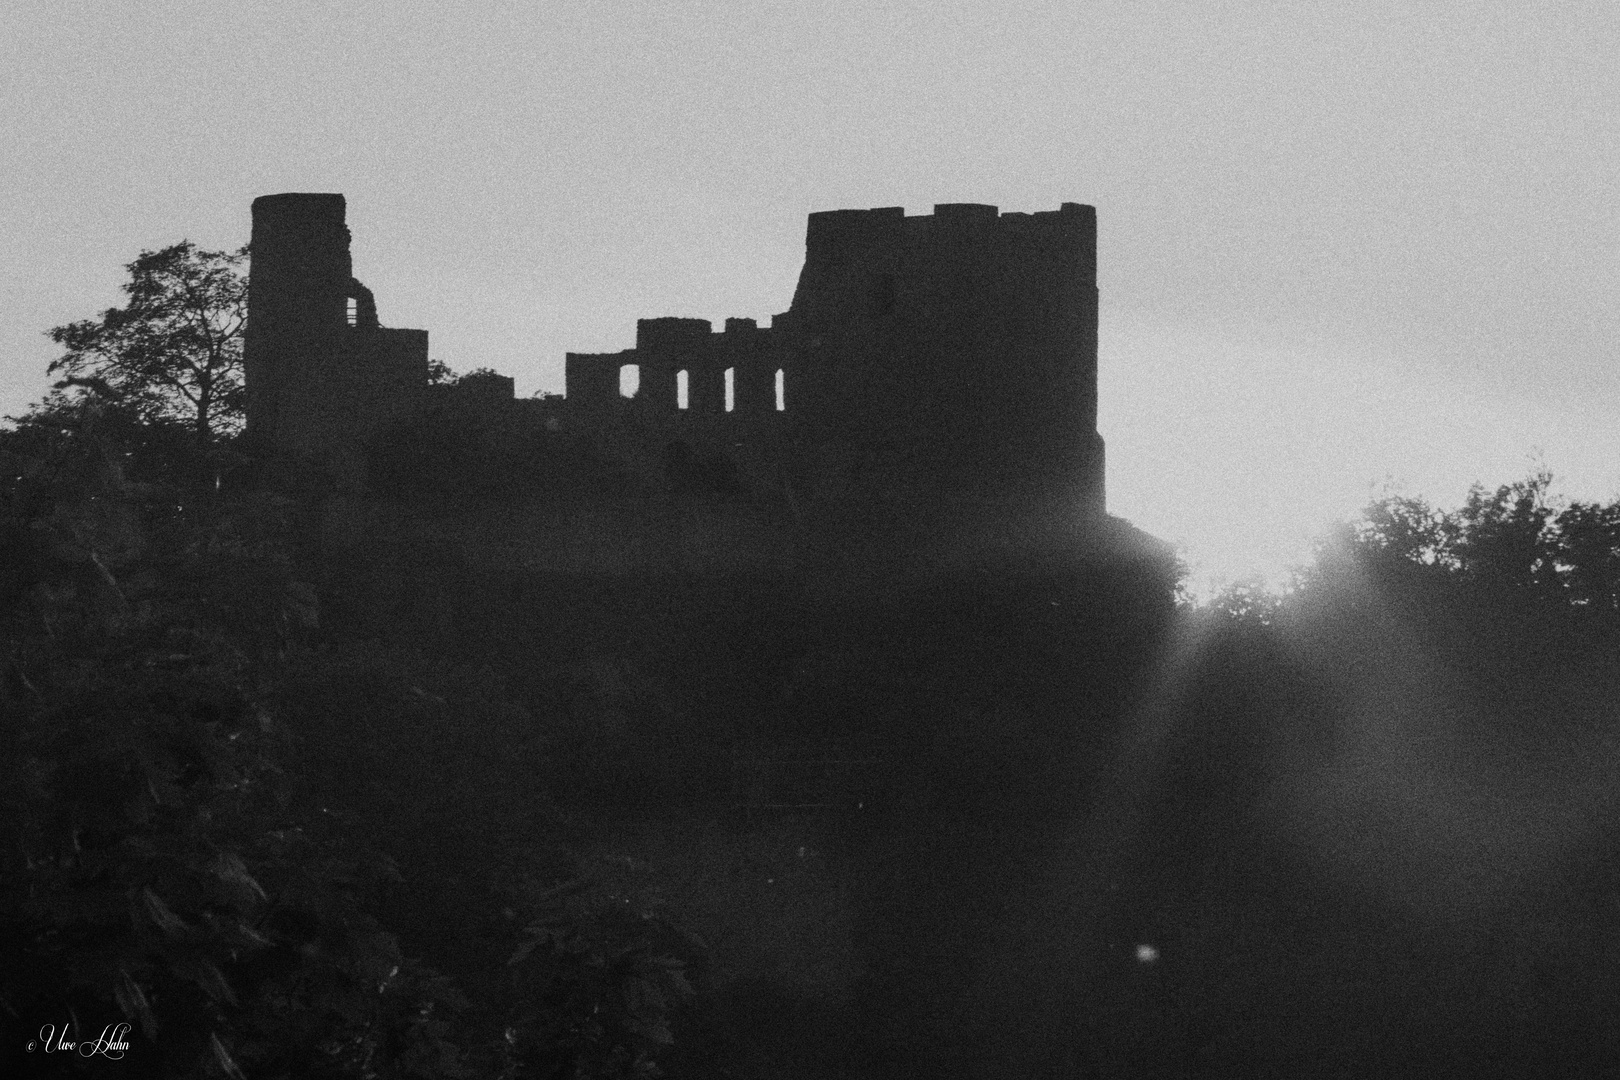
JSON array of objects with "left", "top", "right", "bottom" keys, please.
[
  {"left": 244, "top": 194, "right": 429, "bottom": 465},
  {"left": 244, "top": 194, "right": 1107, "bottom": 548}
]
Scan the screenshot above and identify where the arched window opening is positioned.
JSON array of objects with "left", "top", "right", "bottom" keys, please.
[
  {"left": 619, "top": 364, "right": 640, "bottom": 398},
  {"left": 774, "top": 369, "right": 786, "bottom": 412},
  {"left": 677, "top": 369, "right": 690, "bottom": 410},
  {"left": 724, "top": 367, "right": 735, "bottom": 412}
]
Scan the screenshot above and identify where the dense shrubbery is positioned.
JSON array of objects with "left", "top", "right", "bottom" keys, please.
[
  {"left": 1, "top": 403, "right": 702, "bottom": 1077},
  {"left": 0, "top": 416, "right": 465, "bottom": 1075}
]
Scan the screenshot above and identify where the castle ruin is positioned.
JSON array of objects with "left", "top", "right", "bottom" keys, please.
[{"left": 243, "top": 194, "right": 1108, "bottom": 560}]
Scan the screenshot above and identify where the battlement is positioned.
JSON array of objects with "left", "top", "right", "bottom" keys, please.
[
  {"left": 930, "top": 202, "right": 1000, "bottom": 225},
  {"left": 802, "top": 201, "right": 1092, "bottom": 244},
  {"left": 636, "top": 317, "right": 713, "bottom": 356}
]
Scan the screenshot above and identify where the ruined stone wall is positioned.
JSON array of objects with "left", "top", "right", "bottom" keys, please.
[
  {"left": 565, "top": 316, "right": 796, "bottom": 422},
  {"left": 563, "top": 201, "right": 1105, "bottom": 524}
]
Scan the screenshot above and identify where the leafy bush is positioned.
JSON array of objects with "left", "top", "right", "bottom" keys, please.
[
  {"left": 0, "top": 591, "right": 474, "bottom": 1077},
  {"left": 501, "top": 874, "right": 703, "bottom": 1080},
  {"left": 1, "top": 409, "right": 706, "bottom": 1077},
  {"left": 0, "top": 427, "right": 477, "bottom": 1075}
]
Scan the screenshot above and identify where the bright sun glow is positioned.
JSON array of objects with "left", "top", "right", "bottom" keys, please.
[{"left": 1100, "top": 309, "right": 1620, "bottom": 603}]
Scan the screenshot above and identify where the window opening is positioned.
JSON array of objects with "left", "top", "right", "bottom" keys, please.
[
  {"left": 619, "top": 364, "right": 640, "bottom": 398},
  {"left": 346, "top": 297, "right": 358, "bottom": 326},
  {"left": 677, "top": 369, "right": 689, "bottom": 410},
  {"left": 774, "top": 369, "right": 786, "bottom": 412},
  {"left": 724, "top": 367, "right": 735, "bottom": 412}
]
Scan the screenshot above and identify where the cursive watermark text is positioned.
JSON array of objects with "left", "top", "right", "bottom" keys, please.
[{"left": 27, "top": 1021, "right": 132, "bottom": 1060}]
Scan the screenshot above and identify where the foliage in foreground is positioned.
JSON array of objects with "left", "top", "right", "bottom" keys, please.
[{"left": 1, "top": 412, "right": 702, "bottom": 1076}]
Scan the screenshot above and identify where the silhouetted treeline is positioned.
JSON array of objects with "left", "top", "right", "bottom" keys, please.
[
  {"left": 1327, "top": 470, "right": 1620, "bottom": 609},
  {"left": 12, "top": 379, "right": 1620, "bottom": 1078}
]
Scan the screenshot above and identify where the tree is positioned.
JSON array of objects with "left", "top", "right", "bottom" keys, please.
[
  {"left": 1335, "top": 470, "right": 1620, "bottom": 621},
  {"left": 47, "top": 241, "right": 248, "bottom": 446},
  {"left": 1552, "top": 500, "right": 1620, "bottom": 614},
  {"left": 1446, "top": 469, "right": 1558, "bottom": 589},
  {"left": 1354, "top": 491, "right": 1452, "bottom": 569},
  {"left": 427, "top": 357, "right": 458, "bottom": 385}
]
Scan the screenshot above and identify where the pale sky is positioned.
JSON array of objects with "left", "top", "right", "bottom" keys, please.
[{"left": 4, "top": 1, "right": 1617, "bottom": 587}]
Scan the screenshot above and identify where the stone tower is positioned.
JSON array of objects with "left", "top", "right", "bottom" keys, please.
[
  {"left": 243, "top": 193, "right": 427, "bottom": 472},
  {"left": 783, "top": 201, "right": 1103, "bottom": 517}
]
